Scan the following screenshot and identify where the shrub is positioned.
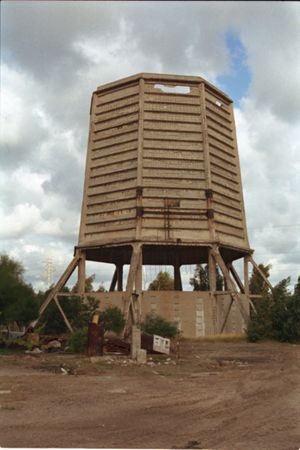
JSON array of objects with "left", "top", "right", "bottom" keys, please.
[
  {"left": 68, "top": 327, "right": 88, "bottom": 353},
  {"left": 141, "top": 313, "right": 178, "bottom": 338},
  {"left": 100, "top": 306, "right": 125, "bottom": 334}
]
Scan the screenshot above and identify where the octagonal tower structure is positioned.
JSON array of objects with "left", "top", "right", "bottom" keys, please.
[{"left": 36, "top": 74, "right": 272, "bottom": 337}]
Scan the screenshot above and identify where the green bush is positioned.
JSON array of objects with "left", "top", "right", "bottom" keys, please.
[
  {"left": 100, "top": 306, "right": 125, "bottom": 334},
  {"left": 141, "top": 313, "right": 178, "bottom": 338},
  {"left": 68, "top": 327, "right": 88, "bottom": 353}
]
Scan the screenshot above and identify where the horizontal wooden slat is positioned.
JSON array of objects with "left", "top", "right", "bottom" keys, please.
[
  {"left": 207, "top": 128, "right": 234, "bottom": 148},
  {"left": 144, "top": 121, "right": 202, "bottom": 133},
  {"left": 145, "top": 83, "right": 198, "bottom": 96},
  {"left": 213, "top": 185, "right": 241, "bottom": 203},
  {"left": 91, "top": 160, "right": 137, "bottom": 177},
  {"left": 92, "top": 131, "right": 138, "bottom": 149},
  {"left": 144, "top": 130, "right": 202, "bottom": 142},
  {"left": 89, "top": 169, "right": 137, "bottom": 188},
  {"left": 209, "top": 140, "right": 236, "bottom": 159},
  {"left": 210, "top": 164, "right": 239, "bottom": 183},
  {"left": 205, "top": 103, "right": 232, "bottom": 123},
  {"left": 142, "top": 218, "right": 209, "bottom": 230},
  {"left": 143, "top": 178, "right": 205, "bottom": 189},
  {"left": 206, "top": 116, "right": 233, "bottom": 136},
  {"left": 94, "top": 95, "right": 139, "bottom": 115},
  {"left": 88, "top": 179, "right": 136, "bottom": 196},
  {"left": 211, "top": 175, "right": 240, "bottom": 194},
  {"left": 94, "top": 113, "right": 139, "bottom": 133},
  {"left": 205, "top": 90, "right": 231, "bottom": 113},
  {"left": 214, "top": 212, "right": 244, "bottom": 230},
  {"left": 96, "top": 85, "right": 139, "bottom": 106},
  {"left": 86, "top": 210, "right": 136, "bottom": 225},
  {"left": 93, "top": 122, "right": 138, "bottom": 141},
  {"left": 92, "top": 146, "right": 137, "bottom": 163},
  {"left": 85, "top": 219, "right": 137, "bottom": 233},
  {"left": 143, "top": 168, "right": 205, "bottom": 180},
  {"left": 144, "top": 92, "right": 200, "bottom": 105},
  {"left": 144, "top": 139, "right": 202, "bottom": 151},
  {"left": 143, "top": 187, "right": 205, "bottom": 200},
  {"left": 144, "top": 102, "right": 200, "bottom": 115},
  {"left": 87, "top": 189, "right": 136, "bottom": 205},
  {"left": 213, "top": 194, "right": 241, "bottom": 212},
  {"left": 215, "top": 223, "right": 245, "bottom": 239},
  {"left": 142, "top": 198, "right": 207, "bottom": 210},
  {"left": 143, "top": 158, "right": 204, "bottom": 171},
  {"left": 144, "top": 111, "right": 201, "bottom": 124},
  {"left": 94, "top": 104, "right": 139, "bottom": 123},
  {"left": 210, "top": 153, "right": 237, "bottom": 171},
  {"left": 87, "top": 199, "right": 137, "bottom": 215}
]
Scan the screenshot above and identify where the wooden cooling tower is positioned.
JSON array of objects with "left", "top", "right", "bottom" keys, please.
[{"left": 36, "top": 74, "right": 272, "bottom": 338}]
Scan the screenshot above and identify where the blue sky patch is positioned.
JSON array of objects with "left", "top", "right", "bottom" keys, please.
[{"left": 217, "top": 31, "right": 251, "bottom": 106}]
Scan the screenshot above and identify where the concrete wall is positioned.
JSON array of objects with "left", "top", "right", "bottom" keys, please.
[{"left": 91, "top": 291, "right": 249, "bottom": 338}]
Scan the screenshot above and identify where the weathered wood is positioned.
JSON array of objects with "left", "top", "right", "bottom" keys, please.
[
  {"left": 54, "top": 296, "right": 73, "bottom": 333},
  {"left": 77, "top": 252, "right": 86, "bottom": 294},
  {"left": 208, "top": 248, "right": 216, "bottom": 291},
  {"left": 249, "top": 257, "right": 273, "bottom": 291},
  {"left": 109, "top": 268, "right": 118, "bottom": 292}
]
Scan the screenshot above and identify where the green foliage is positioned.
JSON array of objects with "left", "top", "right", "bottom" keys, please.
[
  {"left": 148, "top": 271, "right": 174, "bottom": 290},
  {"left": 40, "top": 291, "right": 99, "bottom": 335},
  {"left": 247, "top": 275, "right": 300, "bottom": 343},
  {"left": 249, "top": 263, "right": 271, "bottom": 296},
  {"left": 0, "top": 254, "right": 38, "bottom": 328},
  {"left": 141, "top": 313, "right": 178, "bottom": 338},
  {"left": 100, "top": 306, "right": 125, "bottom": 334},
  {"left": 68, "top": 327, "right": 88, "bottom": 353},
  {"left": 190, "top": 264, "right": 224, "bottom": 291}
]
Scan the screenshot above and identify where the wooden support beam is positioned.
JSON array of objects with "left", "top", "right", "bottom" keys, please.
[
  {"left": 54, "top": 296, "right": 73, "bottom": 333},
  {"left": 77, "top": 252, "right": 86, "bottom": 294},
  {"left": 244, "top": 255, "right": 250, "bottom": 295},
  {"left": 30, "top": 255, "right": 80, "bottom": 329},
  {"left": 208, "top": 248, "right": 216, "bottom": 291},
  {"left": 117, "top": 265, "right": 123, "bottom": 291},
  {"left": 123, "top": 244, "right": 142, "bottom": 328},
  {"left": 249, "top": 257, "right": 273, "bottom": 291},
  {"left": 109, "top": 268, "right": 118, "bottom": 292},
  {"left": 174, "top": 264, "right": 182, "bottom": 291},
  {"left": 228, "top": 263, "right": 245, "bottom": 293},
  {"left": 212, "top": 247, "right": 249, "bottom": 325},
  {"left": 220, "top": 298, "right": 234, "bottom": 334}
]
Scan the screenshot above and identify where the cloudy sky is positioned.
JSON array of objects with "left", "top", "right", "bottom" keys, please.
[{"left": 1, "top": 1, "right": 300, "bottom": 291}]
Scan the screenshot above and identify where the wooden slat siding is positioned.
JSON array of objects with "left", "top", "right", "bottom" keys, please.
[
  {"left": 94, "top": 104, "right": 139, "bottom": 122},
  {"left": 88, "top": 180, "right": 137, "bottom": 197},
  {"left": 143, "top": 178, "right": 206, "bottom": 190},
  {"left": 143, "top": 187, "right": 205, "bottom": 199},
  {"left": 204, "top": 85, "right": 247, "bottom": 244},
  {"left": 144, "top": 158, "right": 204, "bottom": 170},
  {"left": 95, "top": 84, "right": 139, "bottom": 106},
  {"left": 143, "top": 121, "right": 202, "bottom": 134},
  {"left": 142, "top": 220, "right": 209, "bottom": 231},
  {"left": 92, "top": 131, "right": 138, "bottom": 149},
  {"left": 145, "top": 82, "right": 199, "bottom": 95},
  {"left": 144, "top": 111, "right": 201, "bottom": 123},
  {"left": 78, "top": 93, "right": 97, "bottom": 244},
  {"left": 205, "top": 89, "right": 232, "bottom": 113},
  {"left": 144, "top": 102, "right": 200, "bottom": 115},
  {"left": 92, "top": 150, "right": 137, "bottom": 167},
  {"left": 142, "top": 198, "right": 207, "bottom": 209},
  {"left": 144, "top": 129, "right": 202, "bottom": 142},
  {"left": 86, "top": 210, "right": 137, "bottom": 225},
  {"left": 87, "top": 199, "right": 137, "bottom": 215},
  {"left": 87, "top": 189, "right": 137, "bottom": 205},
  {"left": 228, "top": 101, "right": 250, "bottom": 248},
  {"left": 143, "top": 168, "right": 204, "bottom": 180},
  {"left": 94, "top": 112, "right": 139, "bottom": 133},
  {"left": 93, "top": 122, "right": 139, "bottom": 141},
  {"left": 86, "top": 219, "right": 137, "bottom": 233},
  {"left": 136, "top": 77, "right": 145, "bottom": 240},
  {"left": 95, "top": 95, "right": 139, "bottom": 115},
  {"left": 142, "top": 228, "right": 211, "bottom": 241},
  {"left": 91, "top": 160, "right": 137, "bottom": 177},
  {"left": 144, "top": 93, "right": 200, "bottom": 106},
  {"left": 88, "top": 169, "right": 137, "bottom": 188}
]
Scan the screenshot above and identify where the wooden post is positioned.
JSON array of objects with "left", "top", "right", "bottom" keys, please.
[
  {"left": 78, "top": 252, "right": 86, "bottom": 294},
  {"left": 244, "top": 256, "right": 250, "bottom": 295},
  {"left": 174, "top": 264, "right": 182, "bottom": 291},
  {"left": 54, "top": 296, "right": 73, "bottom": 333},
  {"left": 228, "top": 263, "right": 245, "bottom": 293},
  {"left": 208, "top": 248, "right": 216, "bottom": 291},
  {"left": 123, "top": 244, "right": 142, "bottom": 328},
  {"left": 117, "top": 264, "right": 123, "bottom": 291},
  {"left": 109, "top": 268, "right": 118, "bottom": 292}
]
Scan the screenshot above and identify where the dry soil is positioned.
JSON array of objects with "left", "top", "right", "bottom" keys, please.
[{"left": 0, "top": 340, "right": 299, "bottom": 449}]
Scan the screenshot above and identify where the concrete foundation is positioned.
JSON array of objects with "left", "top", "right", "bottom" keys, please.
[{"left": 92, "top": 291, "right": 249, "bottom": 338}]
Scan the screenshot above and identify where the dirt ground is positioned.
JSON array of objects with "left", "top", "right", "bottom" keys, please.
[{"left": 0, "top": 340, "right": 300, "bottom": 450}]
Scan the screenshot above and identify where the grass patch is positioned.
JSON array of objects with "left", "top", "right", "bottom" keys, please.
[{"left": 181, "top": 334, "right": 247, "bottom": 343}]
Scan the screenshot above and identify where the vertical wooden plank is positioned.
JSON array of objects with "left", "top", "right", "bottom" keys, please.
[
  {"left": 228, "top": 102, "right": 250, "bottom": 248},
  {"left": 136, "top": 78, "right": 145, "bottom": 240},
  {"left": 244, "top": 255, "right": 250, "bottom": 295},
  {"left": 208, "top": 248, "right": 216, "bottom": 291},
  {"left": 78, "top": 252, "right": 86, "bottom": 294},
  {"left": 109, "top": 268, "right": 118, "bottom": 292},
  {"left": 78, "top": 93, "right": 96, "bottom": 244},
  {"left": 199, "top": 82, "right": 216, "bottom": 242},
  {"left": 54, "top": 296, "right": 73, "bottom": 333},
  {"left": 117, "top": 264, "right": 123, "bottom": 291}
]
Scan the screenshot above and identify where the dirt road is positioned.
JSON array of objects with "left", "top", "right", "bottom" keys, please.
[{"left": 0, "top": 340, "right": 299, "bottom": 449}]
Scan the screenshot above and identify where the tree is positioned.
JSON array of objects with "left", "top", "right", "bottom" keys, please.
[
  {"left": 190, "top": 264, "right": 223, "bottom": 291},
  {"left": 0, "top": 254, "right": 38, "bottom": 329},
  {"left": 249, "top": 263, "right": 271, "bottom": 296},
  {"left": 148, "top": 271, "right": 174, "bottom": 290}
]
